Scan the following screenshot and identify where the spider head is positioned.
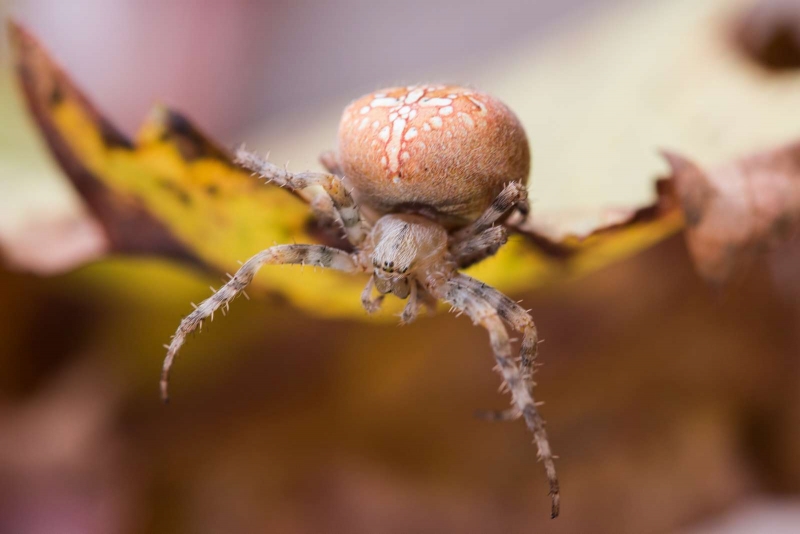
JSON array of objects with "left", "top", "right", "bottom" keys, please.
[{"left": 369, "top": 214, "right": 447, "bottom": 297}]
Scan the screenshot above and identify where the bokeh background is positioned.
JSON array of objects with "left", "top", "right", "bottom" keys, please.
[{"left": 2, "top": 0, "right": 800, "bottom": 532}]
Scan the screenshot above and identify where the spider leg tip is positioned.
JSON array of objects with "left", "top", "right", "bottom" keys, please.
[
  {"left": 550, "top": 497, "right": 561, "bottom": 519},
  {"left": 159, "top": 383, "right": 171, "bottom": 404}
]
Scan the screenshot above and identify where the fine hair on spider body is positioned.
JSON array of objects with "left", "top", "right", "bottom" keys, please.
[{"left": 160, "top": 84, "right": 560, "bottom": 518}]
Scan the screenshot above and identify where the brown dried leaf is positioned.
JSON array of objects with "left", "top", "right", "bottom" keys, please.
[
  {"left": 664, "top": 142, "right": 800, "bottom": 285},
  {"left": 736, "top": 0, "right": 800, "bottom": 71}
]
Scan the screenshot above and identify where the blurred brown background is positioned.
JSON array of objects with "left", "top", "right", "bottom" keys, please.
[
  {"left": 3, "top": 0, "right": 616, "bottom": 138},
  {"left": 2, "top": 0, "right": 800, "bottom": 533}
]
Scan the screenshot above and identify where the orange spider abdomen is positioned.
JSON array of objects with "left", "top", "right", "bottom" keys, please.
[{"left": 337, "top": 85, "right": 530, "bottom": 228}]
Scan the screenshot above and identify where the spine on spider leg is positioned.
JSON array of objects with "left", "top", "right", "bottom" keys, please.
[
  {"left": 497, "top": 300, "right": 539, "bottom": 380},
  {"left": 235, "top": 146, "right": 324, "bottom": 201},
  {"left": 483, "top": 312, "right": 558, "bottom": 519},
  {"left": 454, "top": 181, "right": 528, "bottom": 240},
  {"left": 160, "top": 255, "right": 262, "bottom": 402},
  {"left": 436, "top": 276, "right": 558, "bottom": 517},
  {"left": 456, "top": 273, "right": 539, "bottom": 375},
  {"left": 234, "top": 146, "right": 367, "bottom": 245},
  {"left": 160, "top": 245, "right": 359, "bottom": 402},
  {"left": 234, "top": 147, "right": 297, "bottom": 189}
]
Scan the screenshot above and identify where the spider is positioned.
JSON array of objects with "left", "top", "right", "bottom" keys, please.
[{"left": 160, "top": 84, "right": 560, "bottom": 518}]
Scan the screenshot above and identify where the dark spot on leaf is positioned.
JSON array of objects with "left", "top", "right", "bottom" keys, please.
[
  {"left": 49, "top": 83, "right": 63, "bottom": 106},
  {"left": 98, "top": 118, "right": 134, "bottom": 149},
  {"left": 160, "top": 109, "right": 230, "bottom": 162},
  {"left": 158, "top": 179, "right": 192, "bottom": 206}
]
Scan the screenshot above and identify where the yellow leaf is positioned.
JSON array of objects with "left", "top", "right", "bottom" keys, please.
[{"left": 7, "top": 20, "right": 682, "bottom": 321}]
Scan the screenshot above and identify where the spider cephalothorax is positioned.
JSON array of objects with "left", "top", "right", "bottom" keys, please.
[{"left": 161, "top": 84, "right": 560, "bottom": 517}]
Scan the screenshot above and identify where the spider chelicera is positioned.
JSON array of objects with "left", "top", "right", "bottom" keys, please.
[{"left": 160, "top": 84, "right": 560, "bottom": 517}]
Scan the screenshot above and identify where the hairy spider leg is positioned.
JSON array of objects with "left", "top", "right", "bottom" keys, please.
[
  {"left": 161, "top": 244, "right": 359, "bottom": 402},
  {"left": 235, "top": 147, "right": 368, "bottom": 245},
  {"left": 454, "top": 274, "right": 540, "bottom": 379},
  {"left": 457, "top": 271, "right": 543, "bottom": 422},
  {"left": 434, "top": 275, "right": 558, "bottom": 518},
  {"left": 452, "top": 181, "right": 528, "bottom": 242},
  {"left": 451, "top": 225, "right": 508, "bottom": 269},
  {"left": 446, "top": 182, "right": 541, "bottom": 418}
]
